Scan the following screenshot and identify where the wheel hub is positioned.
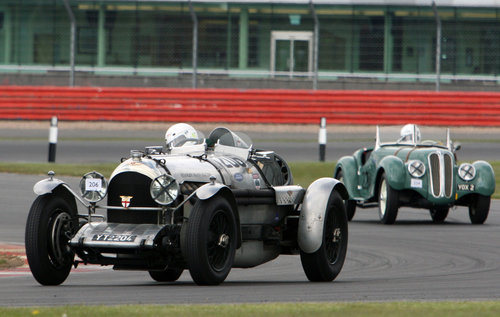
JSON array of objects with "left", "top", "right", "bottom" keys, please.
[
  {"left": 218, "top": 234, "right": 230, "bottom": 248},
  {"left": 332, "top": 228, "right": 341, "bottom": 243}
]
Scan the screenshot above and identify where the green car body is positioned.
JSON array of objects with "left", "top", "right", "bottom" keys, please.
[{"left": 334, "top": 126, "right": 495, "bottom": 224}]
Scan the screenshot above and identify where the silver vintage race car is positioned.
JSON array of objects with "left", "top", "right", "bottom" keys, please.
[{"left": 25, "top": 124, "right": 348, "bottom": 285}]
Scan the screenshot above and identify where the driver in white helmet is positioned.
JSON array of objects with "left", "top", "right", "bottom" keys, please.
[
  {"left": 399, "top": 123, "right": 421, "bottom": 143},
  {"left": 165, "top": 123, "right": 200, "bottom": 150}
]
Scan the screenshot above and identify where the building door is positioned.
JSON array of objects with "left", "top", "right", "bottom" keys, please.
[{"left": 271, "top": 31, "right": 313, "bottom": 77}]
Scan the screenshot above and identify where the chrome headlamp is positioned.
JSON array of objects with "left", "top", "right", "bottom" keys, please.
[
  {"left": 79, "top": 171, "right": 108, "bottom": 203},
  {"left": 408, "top": 160, "right": 425, "bottom": 178},
  {"left": 150, "top": 174, "right": 179, "bottom": 206},
  {"left": 458, "top": 163, "right": 476, "bottom": 181}
]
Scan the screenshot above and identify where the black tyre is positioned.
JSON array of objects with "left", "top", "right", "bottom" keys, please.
[
  {"left": 300, "top": 190, "right": 348, "bottom": 282},
  {"left": 429, "top": 207, "right": 449, "bottom": 223},
  {"left": 25, "top": 194, "right": 77, "bottom": 286},
  {"left": 336, "top": 169, "right": 356, "bottom": 221},
  {"left": 469, "top": 195, "right": 490, "bottom": 224},
  {"left": 183, "top": 196, "right": 237, "bottom": 285},
  {"left": 378, "top": 173, "right": 399, "bottom": 224},
  {"left": 148, "top": 268, "right": 184, "bottom": 282}
]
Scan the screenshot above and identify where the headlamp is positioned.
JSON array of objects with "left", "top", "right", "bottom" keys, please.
[
  {"left": 408, "top": 160, "right": 425, "bottom": 178},
  {"left": 79, "top": 171, "right": 108, "bottom": 203},
  {"left": 458, "top": 163, "right": 476, "bottom": 181},
  {"left": 150, "top": 174, "right": 179, "bottom": 206}
]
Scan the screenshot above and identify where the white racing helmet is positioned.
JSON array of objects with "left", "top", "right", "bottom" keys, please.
[
  {"left": 165, "top": 123, "right": 199, "bottom": 149},
  {"left": 400, "top": 124, "right": 421, "bottom": 143}
]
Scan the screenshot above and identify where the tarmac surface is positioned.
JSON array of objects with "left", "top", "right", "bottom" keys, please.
[{"left": 0, "top": 121, "right": 499, "bottom": 306}]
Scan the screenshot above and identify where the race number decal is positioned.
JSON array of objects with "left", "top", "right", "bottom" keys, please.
[
  {"left": 410, "top": 178, "right": 422, "bottom": 188},
  {"left": 85, "top": 178, "right": 102, "bottom": 191}
]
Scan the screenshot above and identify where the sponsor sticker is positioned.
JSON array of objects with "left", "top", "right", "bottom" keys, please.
[
  {"left": 233, "top": 173, "right": 244, "bottom": 182},
  {"left": 410, "top": 178, "right": 422, "bottom": 188}
]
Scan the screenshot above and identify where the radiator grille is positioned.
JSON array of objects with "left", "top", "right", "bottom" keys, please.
[
  {"left": 444, "top": 153, "right": 453, "bottom": 197},
  {"left": 428, "top": 152, "right": 454, "bottom": 198},
  {"left": 429, "top": 153, "right": 440, "bottom": 197}
]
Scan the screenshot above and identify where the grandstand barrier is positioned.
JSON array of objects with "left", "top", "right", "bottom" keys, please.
[{"left": 0, "top": 86, "right": 499, "bottom": 126}]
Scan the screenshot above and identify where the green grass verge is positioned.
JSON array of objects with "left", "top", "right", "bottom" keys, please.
[
  {"left": 0, "top": 161, "right": 498, "bottom": 198},
  {"left": 1, "top": 302, "right": 500, "bottom": 317}
]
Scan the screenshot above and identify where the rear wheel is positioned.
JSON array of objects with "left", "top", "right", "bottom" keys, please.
[
  {"left": 182, "top": 196, "right": 237, "bottom": 285},
  {"left": 148, "top": 268, "right": 183, "bottom": 282},
  {"left": 429, "top": 207, "right": 449, "bottom": 223},
  {"left": 25, "top": 194, "right": 77, "bottom": 286},
  {"left": 469, "top": 195, "right": 490, "bottom": 224},
  {"left": 336, "top": 169, "right": 356, "bottom": 221},
  {"left": 378, "top": 173, "right": 399, "bottom": 224},
  {"left": 300, "top": 191, "right": 348, "bottom": 282}
]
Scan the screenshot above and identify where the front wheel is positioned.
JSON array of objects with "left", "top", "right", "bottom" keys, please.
[
  {"left": 300, "top": 190, "right": 348, "bottom": 282},
  {"left": 469, "top": 195, "right": 490, "bottom": 224},
  {"left": 25, "top": 194, "right": 78, "bottom": 286},
  {"left": 429, "top": 207, "right": 449, "bottom": 223},
  {"left": 182, "top": 195, "right": 237, "bottom": 285},
  {"left": 148, "top": 268, "right": 184, "bottom": 282},
  {"left": 378, "top": 173, "right": 399, "bottom": 224}
]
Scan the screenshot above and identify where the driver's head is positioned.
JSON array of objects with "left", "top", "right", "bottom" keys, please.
[
  {"left": 400, "top": 124, "right": 421, "bottom": 143},
  {"left": 165, "top": 123, "right": 198, "bottom": 149}
]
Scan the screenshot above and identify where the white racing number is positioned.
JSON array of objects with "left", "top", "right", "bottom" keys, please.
[{"left": 85, "top": 178, "right": 102, "bottom": 192}]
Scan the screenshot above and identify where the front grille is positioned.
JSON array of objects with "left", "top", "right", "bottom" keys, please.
[
  {"left": 107, "top": 172, "right": 158, "bottom": 224},
  {"left": 428, "top": 152, "right": 453, "bottom": 198},
  {"left": 444, "top": 154, "right": 453, "bottom": 197},
  {"left": 429, "top": 153, "right": 440, "bottom": 197}
]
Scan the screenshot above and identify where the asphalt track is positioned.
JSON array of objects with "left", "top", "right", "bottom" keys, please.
[{"left": 1, "top": 123, "right": 500, "bottom": 306}]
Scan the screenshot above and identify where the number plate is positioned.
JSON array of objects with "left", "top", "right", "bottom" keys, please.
[
  {"left": 92, "top": 234, "right": 136, "bottom": 242},
  {"left": 457, "top": 183, "right": 475, "bottom": 191}
]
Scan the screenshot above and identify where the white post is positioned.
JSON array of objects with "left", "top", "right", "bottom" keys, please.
[
  {"left": 319, "top": 117, "right": 327, "bottom": 162},
  {"left": 48, "top": 116, "right": 58, "bottom": 162}
]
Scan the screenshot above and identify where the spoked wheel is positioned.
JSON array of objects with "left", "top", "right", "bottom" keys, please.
[
  {"left": 182, "top": 195, "right": 237, "bottom": 285},
  {"left": 25, "top": 194, "right": 77, "bottom": 285},
  {"left": 300, "top": 190, "right": 348, "bottom": 282},
  {"left": 336, "top": 169, "right": 356, "bottom": 221},
  {"left": 148, "top": 268, "right": 184, "bottom": 282},
  {"left": 429, "top": 207, "right": 449, "bottom": 223},
  {"left": 378, "top": 173, "right": 399, "bottom": 224},
  {"left": 469, "top": 195, "right": 490, "bottom": 224}
]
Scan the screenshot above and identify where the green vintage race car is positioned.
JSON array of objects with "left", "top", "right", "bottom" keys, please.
[{"left": 334, "top": 124, "right": 495, "bottom": 224}]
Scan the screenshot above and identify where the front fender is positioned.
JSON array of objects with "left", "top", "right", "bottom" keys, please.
[
  {"left": 195, "top": 182, "right": 241, "bottom": 248},
  {"left": 378, "top": 156, "right": 406, "bottom": 190},
  {"left": 298, "top": 177, "right": 347, "bottom": 254},
  {"left": 472, "top": 160, "right": 496, "bottom": 196},
  {"left": 334, "top": 156, "right": 359, "bottom": 198},
  {"left": 33, "top": 177, "right": 66, "bottom": 196},
  {"left": 33, "top": 177, "right": 79, "bottom": 211}
]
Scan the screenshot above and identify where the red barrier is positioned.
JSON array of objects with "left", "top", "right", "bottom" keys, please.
[{"left": 1, "top": 86, "right": 500, "bottom": 126}]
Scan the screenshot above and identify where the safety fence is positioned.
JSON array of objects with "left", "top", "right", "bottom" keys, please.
[{"left": 0, "top": 86, "right": 499, "bottom": 126}]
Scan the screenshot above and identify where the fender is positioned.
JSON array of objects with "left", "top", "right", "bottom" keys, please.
[
  {"left": 472, "top": 160, "right": 496, "bottom": 196},
  {"left": 334, "top": 156, "right": 359, "bottom": 198},
  {"left": 33, "top": 177, "right": 80, "bottom": 211},
  {"left": 298, "top": 177, "right": 348, "bottom": 254},
  {"left": 378, "top": 156, "right": 406, "bottom": 190},
  {"left": 195, "top": 182, "right": 241, "bottom": 248},
  {"left": 33, "top": 177, "right": 66, "bottom": 196}
]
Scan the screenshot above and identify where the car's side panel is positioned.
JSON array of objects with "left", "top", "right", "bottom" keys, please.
[{"left": 298, "top": 178, "right": 348, "bottom": 254}]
